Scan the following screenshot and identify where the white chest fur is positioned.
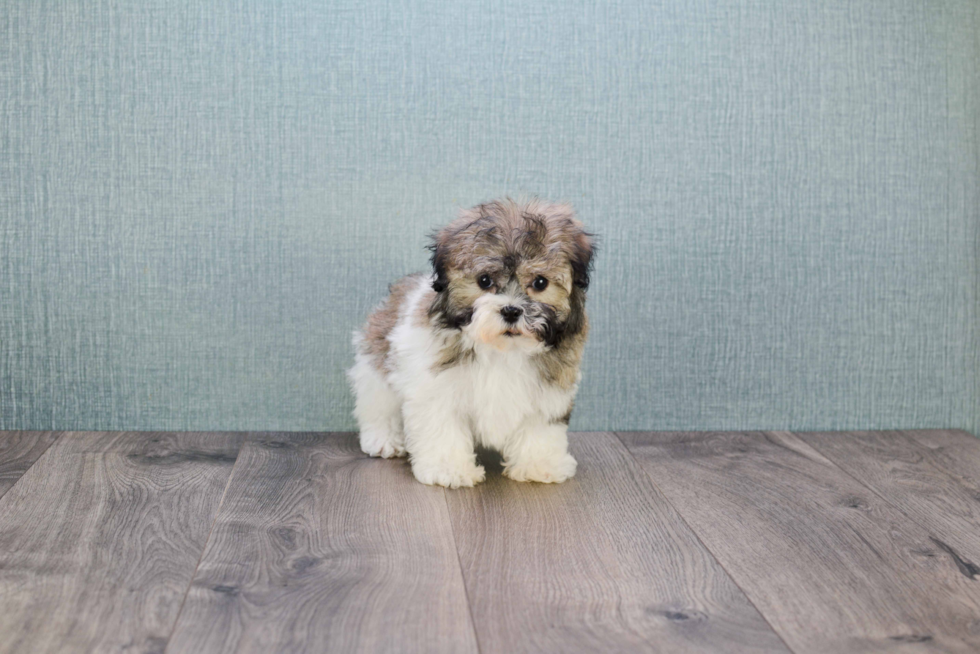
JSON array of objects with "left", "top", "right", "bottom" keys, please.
[{"left": 437, "top": 347, "right": 576, "bottom": 449}]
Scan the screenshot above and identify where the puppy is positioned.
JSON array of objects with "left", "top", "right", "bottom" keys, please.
[{"left": 348, "top": 198, "right": 595, "bottom": 488}]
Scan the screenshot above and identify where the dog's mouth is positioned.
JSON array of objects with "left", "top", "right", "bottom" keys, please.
[{"left": 503, "top": 329, "right": 521, "bottom": 337}]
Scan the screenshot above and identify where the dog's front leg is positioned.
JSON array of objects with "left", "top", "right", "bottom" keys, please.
[
  {"left": 402, "top": 398, "right": 485, "bottom": 488},
  {"left": 501, "top": 420, "right": 578, "bottom": 484}
]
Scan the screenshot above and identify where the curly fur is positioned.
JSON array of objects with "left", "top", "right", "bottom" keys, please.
[{"left": 348, "top": 197, "right": 595, "bottom": 487}]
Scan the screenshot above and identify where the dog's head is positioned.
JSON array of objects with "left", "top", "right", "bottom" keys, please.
[{"left": 428, "top": 198, "right": 595, "bottom": 352}]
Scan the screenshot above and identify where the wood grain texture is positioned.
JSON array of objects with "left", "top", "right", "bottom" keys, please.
[
  {"left": 619, "top": 431, "right": 980, "bottom": 654},
  {"left": 0, "top": 431, "right": 243, "bottom": 654},
  {"left": 796, "top": 430, "right": 980, "bottom": 565},
  {"left": 902, "top": 430, "right": 980, "bottom": 497},
  {"left": 0, "top": 430, "right": 59, "bottom": 499},
  {"left": 446, "top": 432, "right": 790, "bottom": 654},
  {"left": 166, "top": 433, "right": 478, "bottom": 654}
]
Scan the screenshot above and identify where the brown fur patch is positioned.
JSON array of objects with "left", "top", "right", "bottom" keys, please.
[
  {"left": 444, "top": 271, "right": 486, "bottom": 313},
  {"left": 413, "top": 286, "right": 478, "bottom": 371},
  {"left": 359, "top": 273, "right": 424, "bottom": 372},
  {"left": 434, "top": 333, "right": 475, "bottom": 371},
  {"left": 535, "top": 311, "right": 589, "bottom": 390},
  {"left": 554, "top": 401, "right": 575, "bottom": 425},
  {"left": 412, "top": 287, "right": 436, "bottom": 328}
]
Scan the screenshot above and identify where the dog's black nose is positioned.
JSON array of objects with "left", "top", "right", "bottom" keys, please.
[{"left": 500, "top": 305, "right": 523, "bottom": 323}]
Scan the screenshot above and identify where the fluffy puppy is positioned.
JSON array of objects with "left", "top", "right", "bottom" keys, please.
[{"left": 348, "top": 198, "right": 595, "bottom": 488}]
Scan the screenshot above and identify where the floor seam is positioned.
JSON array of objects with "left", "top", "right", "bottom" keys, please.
[
  {"left": 0, "top": 431, "right": 63, "bottom": 503},
  {"left": 443, "top": 486, "right": 483, "bottom": 654},
  {"left": 611, "top": 430, "right": 800, "bottom": 654},
  {"left": 162, "top": 432, "right": 248, "bottom": 654}
]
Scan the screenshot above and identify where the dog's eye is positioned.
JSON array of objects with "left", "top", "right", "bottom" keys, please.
[
  {"left": 477, "top": 274, "right": 493, "bottom": 290},
  {"left": 532, "top": 276, "right": 549, "bottom": 292}
]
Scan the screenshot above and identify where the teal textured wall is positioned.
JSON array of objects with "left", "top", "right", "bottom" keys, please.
[{"left": 1, "top": 1, "right": 977, "bottom": 434}]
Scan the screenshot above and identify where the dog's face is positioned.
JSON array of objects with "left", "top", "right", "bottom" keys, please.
[{"left": 428, "top": 198, "right": 594, "bottom": 352}]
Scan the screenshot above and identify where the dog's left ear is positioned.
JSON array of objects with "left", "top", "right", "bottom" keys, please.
[
  {"left": 427, "top": 230, "right": 450, "bottom": 293},
  {"left": 569, "top": 228, "right": 596, "bottom": 290}
]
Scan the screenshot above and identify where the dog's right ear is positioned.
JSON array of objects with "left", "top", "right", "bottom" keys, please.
[
  {"left": 427, "top": 230, "right": 449, "bottom": 293},
  {"left": 569, "top": 227, "right": 596, "bottom": 291}
]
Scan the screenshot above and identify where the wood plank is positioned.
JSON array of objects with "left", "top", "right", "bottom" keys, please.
[
  {"left": 0, "top": 431, "right": 243, "bottom": 654},
  {"left": 902, "top": 430, "right": 980, "bottom": 494},
  {"left": 166, "top": 432, "right": 478, "bottom": 654},
  {"left": 620, "top": 431, "right": 980, "bottom": 653},
  {"left": 446, "top": 432, "right": 790, "bottom": 654},
  {"left": 796, "top": 430, "right": 980, "bottom": 565},
  {"left": 0, "top": 431, "right": 59, "bottom": 500}
]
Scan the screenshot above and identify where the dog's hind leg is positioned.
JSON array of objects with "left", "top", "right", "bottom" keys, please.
[{"left": 347, "top": 352, "right": 406, "bottom": 458}]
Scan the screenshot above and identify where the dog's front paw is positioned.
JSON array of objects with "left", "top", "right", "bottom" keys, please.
[
  {"left": 412, "top": 459, "right": 486, "bottom": 488},
  {"left": 504, "top": 453, "right": 577, "bottom": 484},
  {"left": 359, "top": 429, "right": 407, "bottom": 459}
]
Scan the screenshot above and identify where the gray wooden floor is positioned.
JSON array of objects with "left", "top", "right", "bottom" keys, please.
[{"left": 1, "top": 431, "right": 979, "bottom": 653}]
